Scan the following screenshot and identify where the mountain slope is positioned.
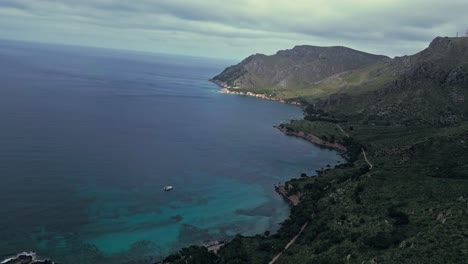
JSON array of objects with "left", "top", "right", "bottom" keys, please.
[
  {"left": 211, "top": 45, "right": 388, "bottom": 90},
  {"left": 213, "top": 38, "right": 468, "bottom": 125},
  {"left": 215, "top": 37, "right": 468, "bottom": 126},
  {"left": 314, "top": 37, "right": 468, "bottom": 126},
  {"left": 160, "top": 37, "right": 468, "bottom": 264}
]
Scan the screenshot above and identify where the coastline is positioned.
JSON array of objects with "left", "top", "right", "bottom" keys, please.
[
  {"left": 274, "top": 184, "right": 301, "bottom": 206},
  {"left": 202, "top": 82, "right": 349, "bottom": 260},
  {"left": 213, "top": 82, "right": 347, "bottom": 210},
  {"left": 210, "top": 80, "right": 304, "bottom": 107},
  {"left": 156, "top": 87, "right": 346, "bottom": 263},
  {"left": 274, "top": 124, "right": 347, "bottom": 152},
  {"left": 210, "top": 81, "right": 346, "bottom": 153},
  {"left": 271, "top": 124, "right": 349, "bottom": 208},
  {"left": 211, "top": 82, "right": 347, "bottom": 206}
]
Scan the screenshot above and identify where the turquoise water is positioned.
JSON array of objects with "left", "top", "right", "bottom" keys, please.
[{"left": 0, "top": 40, "right": 343, "bottom": 263}]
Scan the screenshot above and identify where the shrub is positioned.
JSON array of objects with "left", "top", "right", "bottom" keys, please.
[
  {"left": 257, "top": 241, "right": 273, "bottom": 252},
  {"left": 388, "top": 208, "right": 410, "bottom": 225},
  {"left": 364, "top": 231, "right": 403, "bottom": 249}
]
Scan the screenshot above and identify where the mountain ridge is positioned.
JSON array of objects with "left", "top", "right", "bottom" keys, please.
[
  {"left": 314, "top": 37, "right": 468, "bottom": 126},
  {"left": 213, "top": 37, "right": 468, "bottom": 126},
  {"left": 211, "top": 45, "right": 388, "bottom": 90}
]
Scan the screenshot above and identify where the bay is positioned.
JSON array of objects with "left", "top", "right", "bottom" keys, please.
[{"left": 0, "top": 40, "right": 343, "bottom": 264}]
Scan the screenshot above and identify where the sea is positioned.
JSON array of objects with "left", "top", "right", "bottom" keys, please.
[{"left": 0, "top": 40, "right": 343, "bottom": 264}]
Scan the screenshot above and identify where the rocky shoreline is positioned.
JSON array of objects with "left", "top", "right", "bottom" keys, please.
[
  {"left": 218, "top": 88, "right": 303, "bottom": 106},
  {"left": 1, "top": 252, "right": 54, "bottom": 264},
  {"left": 274, "top": 184, "right": 301, "bottom": 206},
  {"left": 210, "top": 79, "right": 303, "bottom": 107},
  {"left": 275, "top": 124, "right": 347, "bottom": 152}
]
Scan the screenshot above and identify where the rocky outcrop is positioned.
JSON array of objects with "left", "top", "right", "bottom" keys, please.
[
  {"left": 1, "top": 252, "right": 54, "bottom": 264},
  {"left": 275, "top": 125, "right": 347, "bottom": 151},
  {"left": 314, "top": 37, "right": 468, "bottom": 126},
  {"left": 274, "top": 184, "right": 301, "bottom": 206}
]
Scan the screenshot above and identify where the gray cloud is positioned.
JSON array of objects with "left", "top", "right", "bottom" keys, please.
[
  {"left": 0, "top": 0, "right": 466, "bottom": 59},
  {"left": 0, "top": 0, "right": 29, "bottom": 10}
]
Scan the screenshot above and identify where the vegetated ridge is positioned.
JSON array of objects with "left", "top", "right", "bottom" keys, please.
[{"left": 211, "top": 45, "right": 388, "bottom": 91}]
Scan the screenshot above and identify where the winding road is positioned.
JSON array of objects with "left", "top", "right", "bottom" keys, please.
[
  {"left": 336, "top": 124, "right": 373, "bottom": 170},
  {"left": 268, "top": 222, "right": 309, "bottom": 264},
  {"left": 362, "top": 148, "right": 373, "bottom": 169}
]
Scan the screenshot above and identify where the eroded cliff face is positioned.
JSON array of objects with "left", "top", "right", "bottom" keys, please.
[{"left": 211, "top": 45, "right": 388, "bottom": 89}]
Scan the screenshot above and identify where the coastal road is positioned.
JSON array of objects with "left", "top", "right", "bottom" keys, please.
[
  {"left": 336, "top": 124, "right": 373, "bottom": 170},
  {"left": 336, "top": 124, "right": 350, "bottom": 138},
  {"left": 268, "top": 222, "right": 309, "bottom": 264}
]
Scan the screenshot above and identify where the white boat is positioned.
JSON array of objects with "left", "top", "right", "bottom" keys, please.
[{"left": 163, "top": 186, "right": 173, "bottom": 191}]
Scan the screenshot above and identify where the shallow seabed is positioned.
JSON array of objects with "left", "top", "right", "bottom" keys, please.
[{"left": 0, "top": 40, "right": 343, "bottom": 264}]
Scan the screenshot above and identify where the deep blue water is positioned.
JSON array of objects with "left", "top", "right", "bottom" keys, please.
[{"left": 0, "top": 40, "right": 343, "bottom": 264}]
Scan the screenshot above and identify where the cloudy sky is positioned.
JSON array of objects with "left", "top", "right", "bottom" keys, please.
[{"left": 0, "top": 0, "right": 466, "bottom": 59}]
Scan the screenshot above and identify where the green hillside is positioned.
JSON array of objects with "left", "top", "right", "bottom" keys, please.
[
  {"left": 159, "top": 37, "right": 468, "bottom": 264},
  {"left": 211, "top": 45, "right": 387, "bottom": 90}
]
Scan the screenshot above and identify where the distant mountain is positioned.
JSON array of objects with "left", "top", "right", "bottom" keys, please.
[
  {"left": 213, "top": 37, "right": 468, "bottom": 126},
  {"left": 210, "top": 45, "right": 388, "bottom": 90},
  {"left": 316, "top": 37, "right": 468, "bottom": 126}
]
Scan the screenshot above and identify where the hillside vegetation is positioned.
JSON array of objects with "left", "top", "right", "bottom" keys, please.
[
  {"left": 214, "top": 37, "right": 468, "bottom": 127},
  {"left": 159, "top": 37, "right": 468, "bottom": 264},
  {"left": 211, "top": 45, "right": 387, "bottom": 90}
]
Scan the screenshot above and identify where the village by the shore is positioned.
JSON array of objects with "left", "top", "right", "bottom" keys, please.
[{"left": 218, "top": 87, "right": 303, "bottom": 107}]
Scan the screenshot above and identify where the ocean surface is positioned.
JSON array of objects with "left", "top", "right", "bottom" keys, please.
[{"left": 0, "top": 40, "right": 343, "bottom": 264}]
